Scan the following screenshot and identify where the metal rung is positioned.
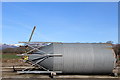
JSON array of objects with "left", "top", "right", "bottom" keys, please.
[
  {"left": 17, "top": 54, "right": 62, "bottom": 57},
  {"left": 17, "top": 71, "right": 62, "bottom": 74},
  {"left": 19, "top": 42, "right": 62, "bottom": 43}
]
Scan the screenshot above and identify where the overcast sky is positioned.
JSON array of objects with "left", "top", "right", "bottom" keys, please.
[{"left": 2, "top": 2, "right": 118, "bottom": 44}]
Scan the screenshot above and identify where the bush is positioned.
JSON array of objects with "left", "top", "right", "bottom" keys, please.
[{"left": 113, "top": 44, "right": 120, "bottom": 56}]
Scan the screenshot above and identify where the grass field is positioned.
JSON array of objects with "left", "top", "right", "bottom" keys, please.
[{"left": 1, "top": 54, "right": 20, "bottom": 59}]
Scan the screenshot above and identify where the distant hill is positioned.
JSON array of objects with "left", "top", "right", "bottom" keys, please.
[{"left": 0, "top": 44, "right": 18, "bottom": 50}]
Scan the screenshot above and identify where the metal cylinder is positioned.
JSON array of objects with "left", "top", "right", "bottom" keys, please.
[{"left": 29, "top": 43, "right": 116, "bottom": 74}]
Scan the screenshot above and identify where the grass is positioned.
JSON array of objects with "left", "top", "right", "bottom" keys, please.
[{"left": 1, "top": 54, "right": 21, "bottom": 59}]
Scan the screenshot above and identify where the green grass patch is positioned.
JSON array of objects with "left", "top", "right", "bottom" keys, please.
[{"left": 1, "top": 54, "right": 21, "bottom": 59}]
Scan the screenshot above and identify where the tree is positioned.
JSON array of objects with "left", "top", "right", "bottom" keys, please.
[{"left": 106, "top": 41, "right": 113, "bottom": 44}]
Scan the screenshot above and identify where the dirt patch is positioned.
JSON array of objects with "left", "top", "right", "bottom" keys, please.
[
  {"left": 2, "top": 58, "right": 30, "bottom": 67},
  {"left": 2, "top": 53, "right": 30, "bottom": 67}
]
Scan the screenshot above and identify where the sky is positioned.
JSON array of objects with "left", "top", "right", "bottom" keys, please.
[{"left": 2, "top": 2, "right": 118, "bottom": 44}]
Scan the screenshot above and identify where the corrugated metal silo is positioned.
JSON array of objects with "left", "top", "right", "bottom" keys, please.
[{"left": 29, "top": 43, "right": 116, "bottom": 74}]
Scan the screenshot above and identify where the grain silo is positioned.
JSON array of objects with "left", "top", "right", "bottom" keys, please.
[{"left": 28, "top": 43, "right": 116, "bottom": 74}]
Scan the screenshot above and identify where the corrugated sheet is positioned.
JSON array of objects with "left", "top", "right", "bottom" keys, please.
[
  {"left": 29, "top": 43, "right": 116, "bottom": 74},
  {"left": 29, "top": 43, "right": 54, "bottom": 70}
]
